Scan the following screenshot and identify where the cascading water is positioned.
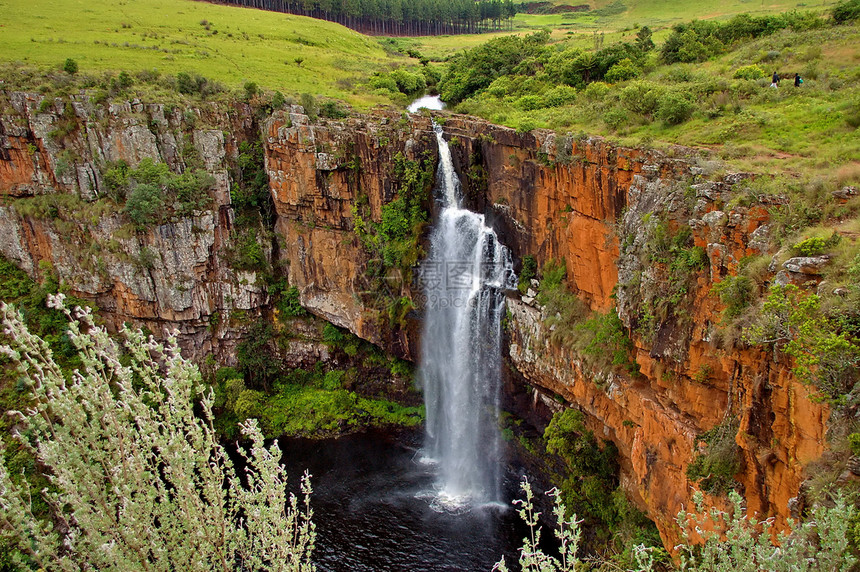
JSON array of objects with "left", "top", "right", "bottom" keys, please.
[{"left": 418, "top": 124, "right": 516, "bottom": 511}]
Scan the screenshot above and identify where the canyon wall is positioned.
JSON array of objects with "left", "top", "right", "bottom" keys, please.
[{"left": 0, "top": 93, "right": 829, "bottom": 549}]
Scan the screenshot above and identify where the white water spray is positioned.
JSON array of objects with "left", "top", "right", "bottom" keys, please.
[{"left": 418, "top": 124, "right": 516, "bottom": 511}]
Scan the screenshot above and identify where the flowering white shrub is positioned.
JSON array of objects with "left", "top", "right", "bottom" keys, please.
[{"left": 0, "top": 295, "right": 315, "bottom": 571}]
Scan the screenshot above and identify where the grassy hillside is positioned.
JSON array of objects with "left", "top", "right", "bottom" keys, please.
[
  {"left": 0, "top": 0, "right": 409, "bottom": 106},
  {"left": 411, "top": 0, "right": 834, "bottom": 61},
  {"left": 439, "top": 17, "right": 859, "bottom": 181}
]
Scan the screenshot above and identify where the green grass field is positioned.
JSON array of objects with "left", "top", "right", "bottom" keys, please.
[
  {"left": 452, "top": 23, "right": 860, "bottom": 181},
  {"left": 410, "top": 0, "right": 834, "bottom": 61},
  {"left": 0, "top": 0, "right": 410, "bottom": 106}
]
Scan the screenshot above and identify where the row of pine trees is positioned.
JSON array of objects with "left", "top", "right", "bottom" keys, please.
[{"left": 209, "top": 0, "right": 518, "bottom": 35}]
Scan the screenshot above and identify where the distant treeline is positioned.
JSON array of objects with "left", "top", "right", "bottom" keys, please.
[{"left": 204, "top": 0, "right": 517, "bottom": 36}]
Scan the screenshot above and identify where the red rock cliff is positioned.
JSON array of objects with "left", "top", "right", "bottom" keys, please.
[{"left": 0, "top": 96, "right": 828, "bottom": 550}]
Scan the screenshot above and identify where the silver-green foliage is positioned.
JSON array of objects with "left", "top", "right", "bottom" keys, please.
[
  {"left": 493, "top": 480, "right": 583, "bottom": 572},
  {"left": 677, "top": 490, "right": 856, "bottom": 572},
  {"left": 0, "top": 294, "right": 315, "bottom": 571},
  {"left": 502, "top": 479, "right": 856, "bottom": 572}
]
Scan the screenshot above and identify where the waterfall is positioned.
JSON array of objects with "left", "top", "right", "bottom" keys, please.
[{"left": 418, "top": 124, "right": 516, "bottom": 510}]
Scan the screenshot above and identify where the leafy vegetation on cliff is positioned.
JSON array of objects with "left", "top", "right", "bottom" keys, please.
[
  {"left": 212, "top": 319, "right": 423, "bottom": 440},
  {"left": 535, "top": 260, "right": 637, "bottom": 378},
  {"left": 352, "top": 151, "right": 434, "bottom": 327}
]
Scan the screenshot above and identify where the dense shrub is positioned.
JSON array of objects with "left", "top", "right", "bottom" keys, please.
[
  {"left": 518, "top": 255, "right": 537, "bottom": 293},
  {"left": 545, "top": 409, "right": 621, "bottom": 526},
  {"left": 792, "top": 232, "right": 840, "bottom": 256},
  {"left": 661, "top": 12, "right": 825, "bottom": 64},
  {"left": 713, "top": 275, "right": 755, "bottom": 320},
  {"left": 439, "top": 30, "right": 550, "bottom": 103},
  {"left": 620, "top": 81, "right": 663, "bottom": 116},
  {"left": 63, "top": 58, "right": 78, "bottom": 75},
  {"left": 604, "top": 58, "right": 640, "bottom": 83},
  {"left": 544, "top": 85, "right": 578, "bottom": 107},
  {"left": 733, "top": 64, "right": 767, "bottom": 80},
  {"left": 833, "top": 0, "right": 860, "bottom": 22},
  {"left": 390, "top": 68, "right": 427, "bottom": 94},
  {"left": 369, "top": 73, "right": 398, "bottom": 93},
  {"left": 686, "top": 418, "right": 741, "bottom": 494},
  {"left": 175, "top": 71, "right": 222, "bottom": 97},
  {"left": 319, "top": 100, "right": 348, "bottom": 119},
  {"left": 517, "top": 94, "right": 546, "bottom": 111},
  {"left": 546, "top": 47, "right": 594, "bottom": 88},
  {"left": 603, "top": 107, "right": 629, "bottom": 130},
  {"left": 656, "top": 90, "right": 696, "bottom": 124},
  {"left": 110, "top": 158, "right": 214, "bottom": 227},
  {"left": 125, "top": 183, "right": 165, "bottom": 227}
]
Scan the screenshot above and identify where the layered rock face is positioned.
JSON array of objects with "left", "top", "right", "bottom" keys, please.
[
  {"left": 263, "top": 111, "right": 827, "bottom": 546},
  {"left": 264, "top": 110, "right": 438, "bottom": 359},
  {"left": 0, "top": 92, "right": 268, "bottom": 361},
  {"left": 0, "top": 94, "right": 828, "bottom": 550}
]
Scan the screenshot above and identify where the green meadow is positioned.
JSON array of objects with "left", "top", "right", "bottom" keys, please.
[
  {"left": 0, "top": 0, "right": 410, "bottom": 106},
  {"left": 410, "top": 0, "right": 834, "bottom": 61}
]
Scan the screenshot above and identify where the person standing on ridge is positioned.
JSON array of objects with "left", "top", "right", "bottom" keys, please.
[
  {"left": 795, "top": 73, "right": 803, "bottom": 87},
  {"left": 771, "top": 71, "right": 780, "bottom": 88}
]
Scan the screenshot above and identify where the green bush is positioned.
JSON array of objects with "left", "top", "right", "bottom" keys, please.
[
  {"left": 175, "top": 72, "right": 221, "bottom": 97},
  {"left": 518, "top": 255, "right": 537, "bottom": 293},
  {"left": 713, "top": 275, "right": 755, "bottom": 320},
  {"left": 743, "top": 284, "right": 860, "bottom": 399},
  {"left": 319, "top": 101, "right": 348, "bottom": 119},
  {"left": 369, "top": 74, "right": 398, "bottom": 93},
  {"left": 438, "top": 30, "right": 550, "bottom": 103},
  {"left": 517, "top": 94, "right": 546, "bottom": 111},
  {"left": 299, "top": 93, "right": 317, "bottom": 121},
  {"left": 229, "top": 229, "right": 267, "bottom": 273},
  {"left": 544, "top": 409, "right": 621, "bottom": 526},
  {"left": 792, "top": 233, "right": 840, "bottom": 256},
  {"left": 620, "top": 81, "right": 663, "bottom": 116},
  {"left": 540, "top": 259, "right": 567, "bottom": 290},
  {"left": 604, "top": 58, "right": 640, "bottom": 83},
  {"left": 833, "top": 0, "right": 860, "bottom": 23},
  {"left": 390, "top": 68, "right": 426, "bottom": 94},
  {"left": 278, "top": 285, "right": 307, "bottom": 318},
  {"left": 686, "top": 418, "right": 741, "bottom": 495},
  {"left": 544, "top": 85, "right": 578, "bottom": 107},
  {"left": 733, "top": 64, "right": 766, "bottom": 80},
  {"left": 63, "top": 58, "right": 78, "bottom": 75},
  {"left": 169, "top": 169, "right": 215, "bottom": 216},
  {"left": 124, "top": 183, "right": 164, "bottom": 227},
  {"left": 270, "top": 90, "right": 286, "bottom": 110},
  {"left": 656, "top": 90, "right": 695, "bottom": 124},
  {"left": 603, "top": 107, "right": 629, "bottom": 130},
  {"left": 583, "top": 81, "right": 611, "bottom": 101},
  {"left": 421, "top": 65, "right": 442, "bottom": 87}
]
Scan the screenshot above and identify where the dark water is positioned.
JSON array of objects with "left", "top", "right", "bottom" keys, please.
[{"left": 279, "top": 430, "right": 528, "bottom": 572}]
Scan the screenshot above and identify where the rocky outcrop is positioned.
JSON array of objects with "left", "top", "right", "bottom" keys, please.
[
  {"left": 0, "top": 91, "right": 268, "bottom": 361},
  {"left": 0, "top": 93, "right": 830, "bottom": 551},
  {"left": 264, "top": 110, "right": 438, "bottom": 359}
]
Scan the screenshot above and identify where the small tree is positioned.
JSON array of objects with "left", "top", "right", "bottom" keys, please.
[
  {"left": 0, "top": 295, "right": 315, "bottom": 571},
  {"left": 63, "top": 58, "right": 78, "bottom": 75}
]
